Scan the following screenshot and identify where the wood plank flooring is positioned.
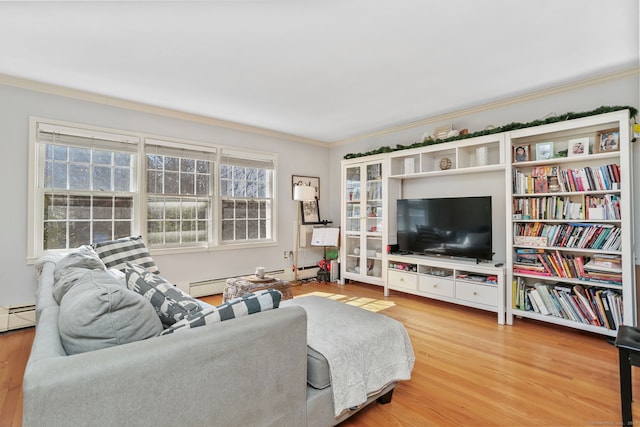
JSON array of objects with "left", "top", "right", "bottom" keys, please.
[{"left": 2, "top": 280, "right": 638, "bottom": 426}]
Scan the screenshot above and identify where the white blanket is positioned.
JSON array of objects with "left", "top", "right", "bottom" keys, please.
[{"left": 284, "top": 295, "right": 415, "bottom": 417}]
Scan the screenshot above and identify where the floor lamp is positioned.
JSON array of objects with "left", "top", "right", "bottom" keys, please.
[{"left": 293, "top": 184, "right": 316, "bottom": 282}]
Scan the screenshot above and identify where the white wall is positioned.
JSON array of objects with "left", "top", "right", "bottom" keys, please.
[
  {"left": 3, "top": 71, "right": 639, "bottom": 307},
  {"left": 0, "top": 83, "right": 329, "bottom": 306},
  {"left": 327, "top": 72, "right": 640, "bottom": 263}
]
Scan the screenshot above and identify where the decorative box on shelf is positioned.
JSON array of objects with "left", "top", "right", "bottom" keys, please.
[{"left": 513, "top": 236, "right": 548, "bottom": 247}]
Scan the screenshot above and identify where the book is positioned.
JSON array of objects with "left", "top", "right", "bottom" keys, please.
[{"left": 573, "top": 285, "right": 600, "bottom": 326}]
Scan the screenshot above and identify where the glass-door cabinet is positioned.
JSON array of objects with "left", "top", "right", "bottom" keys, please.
[{"left": 341, "top": 155, "right": 386, "bottom": 286}]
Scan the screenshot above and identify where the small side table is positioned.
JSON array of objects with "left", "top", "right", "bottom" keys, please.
[{"left": 223, "top": 276, "right": 293, "bottom": 303}]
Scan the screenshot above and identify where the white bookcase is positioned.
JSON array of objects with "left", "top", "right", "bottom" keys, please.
[{"left": 505, "top": 110, "right": 635, "bottom": 336}]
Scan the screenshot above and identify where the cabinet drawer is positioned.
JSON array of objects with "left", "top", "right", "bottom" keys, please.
[
  {"left": 418, "top": 276, "right": 454, "bottom": 298},
  {"left": 456, "top": 282, "right": 497, "bottom": 307},
  {"left": 387, "top": 270, "right": 417, "bottom": 291}
]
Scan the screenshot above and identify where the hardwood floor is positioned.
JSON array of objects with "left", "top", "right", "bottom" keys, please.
[{"left": 2, "top": 280, "right": 637, "bottom": 426}]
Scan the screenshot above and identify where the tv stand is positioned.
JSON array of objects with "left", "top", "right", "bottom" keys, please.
[{"left": 386, "top": 254, "right": 506, "bottom": 324}]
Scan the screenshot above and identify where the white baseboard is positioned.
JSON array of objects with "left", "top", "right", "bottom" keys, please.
[{"left": 0, "top": 304, "right": 36, "bottom": 332}]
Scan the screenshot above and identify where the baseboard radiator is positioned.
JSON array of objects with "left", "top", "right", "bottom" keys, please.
[
  {"left": 0, "top": 304, "right": 36, "bottom": 332},
  {"left": 188, "top": 266, "right": 320, "bottom": 297}
]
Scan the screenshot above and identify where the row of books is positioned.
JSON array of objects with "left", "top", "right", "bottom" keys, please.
[
  {"left": 513, "top": 194, "right": 621, "bottom": 221},
  {"left": 557, "top": 164, "right": 621, "bottom": 193},
  {"left": 513, "top": 250, "right": 622, "bottom": 284},
  {"left": 513, "top": 163, "right": 620, "bottom": 194},
  {"left": 513, "top": 223, "right": 622, "bottom": 251},
  {"left": 513, "top": 278, "right": 622, "bottom": 330}
]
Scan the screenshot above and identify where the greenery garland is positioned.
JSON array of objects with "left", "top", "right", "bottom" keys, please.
[{"left": 343, "top": 105, "right": 638, "bottom": 159}]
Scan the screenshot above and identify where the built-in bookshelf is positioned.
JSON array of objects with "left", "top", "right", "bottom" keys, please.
[{"left": 506, "top": 110, "right": 635, "bottom": 337}]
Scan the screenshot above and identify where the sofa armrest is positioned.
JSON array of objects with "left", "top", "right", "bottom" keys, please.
[{"left": 23, "top": 306, "right": 308, "bottom": 427}]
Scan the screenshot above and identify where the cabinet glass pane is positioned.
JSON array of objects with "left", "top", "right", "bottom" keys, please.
[
  {"left": 346, "top": 166, "right": 361, "bottom": 202},
  {"left": 345, "top": 203, "right": 360, "bottom": 232},
  {"left": 365, "top": 236, "right": 382, "bottom": 277}
]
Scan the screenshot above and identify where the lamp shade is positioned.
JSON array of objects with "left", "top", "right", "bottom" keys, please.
[{"left": 293, "top": 185, "right": 316, "bottom": 201}]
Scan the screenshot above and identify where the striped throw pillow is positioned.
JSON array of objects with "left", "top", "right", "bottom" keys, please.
[
  {"left": 160, "top": 289, "right": 282, "bottom": 335},
  {"left": 93, "top": 236, "right": 159, "bottom": 274}
]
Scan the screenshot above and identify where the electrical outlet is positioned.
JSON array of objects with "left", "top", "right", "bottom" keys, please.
[{"left": 283, "top": 251, "right": 289, "bottom": 259}]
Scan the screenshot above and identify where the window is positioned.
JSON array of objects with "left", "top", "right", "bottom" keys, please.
[
  {"left": 31, "top": 121, "right": 139, "bottom": 255},
  {"left": 145, "top": 142, "right": 216, "bottom": 247},
  {"left": 28, "top": 119, "right": 278, "bottom": 260},
  {"left": 220, "top": 151, "right": 275, "bottom": 243}
]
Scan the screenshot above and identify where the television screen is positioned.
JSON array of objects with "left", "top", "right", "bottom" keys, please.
[{"left": 396, "top": 196, "right": 493, "bottom": 261}]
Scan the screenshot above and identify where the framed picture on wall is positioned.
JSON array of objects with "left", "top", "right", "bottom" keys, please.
[{"left": 301, "top": 199, "right": 321, "bottom": 224}]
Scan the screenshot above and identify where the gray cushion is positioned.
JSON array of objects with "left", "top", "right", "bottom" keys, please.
[
  {"left": 307, "top": 346, "right": 331, "bottom": 389},
  {"left": 125, "top": 263, "right": 202, "bottom": 327},
  {"left": 58, "top": 269, "right": 163, "bottom": 355}
]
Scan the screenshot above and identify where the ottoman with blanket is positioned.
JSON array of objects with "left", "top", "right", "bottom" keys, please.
[{"left": 23, "top": 242, "right": 414, "bottom": 427}]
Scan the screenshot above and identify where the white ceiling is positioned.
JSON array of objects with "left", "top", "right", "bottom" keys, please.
[{"left": 0, "top": 1, "right": 638, "bottom": 143}]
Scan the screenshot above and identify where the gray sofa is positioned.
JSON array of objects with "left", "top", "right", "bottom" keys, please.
[{"left": 23, "top": 257, "right": 400, "bottom": 427}]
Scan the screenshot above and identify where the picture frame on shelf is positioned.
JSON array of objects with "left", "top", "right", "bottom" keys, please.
[
  {"left": 568, "top": 137, "right": 589, "bottom": 157},
  {"left": 535, "top": 141, "right": 554, "bottom": 160},
  {"left": 595, "top": 129, "right": 620, "bottom": 153},
  {"left": 301, "top": 199, "right": 321, "bottom": 224},
  {"left": 291, "top": 175, "right": 320, "bottom": 200},
  {"left": 513, "top": 144, "right": 530, "bottom": 162}
]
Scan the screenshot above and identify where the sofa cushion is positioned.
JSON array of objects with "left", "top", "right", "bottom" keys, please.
[
  {"left": 160, "top": 289, "right": 282, "bottom": 335},
  {"left": 52, "top": 245, "right": 107, "bottom": 304},
  {"left": 93, "top": 235, "right": 159, "bottom": 273},
  {"left": 306, "top": 347, "right": 331, "bottom": 389},
  {"left": 125, "top": 262, "right": 202, "bottom": 327},
  {"left": 58, "top": 269, "right": 163, "bottom": 355}
]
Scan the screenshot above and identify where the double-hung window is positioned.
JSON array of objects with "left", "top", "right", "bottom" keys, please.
[
  {"left": 220, "top": 150, "right": 275, "bottom": 244},
  {"left": 29, "top": 120, "right": 139, "bottom": 257},
  {"left": 29, "top": 118, "right": 278, "bottom": 260},
  {"left": 145, "top": 140, "right": 216, "bottom": 248}
]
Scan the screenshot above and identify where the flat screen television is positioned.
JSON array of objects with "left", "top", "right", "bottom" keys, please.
[{"left": 396, "top": 196, "right": 493, "bottom": 261}]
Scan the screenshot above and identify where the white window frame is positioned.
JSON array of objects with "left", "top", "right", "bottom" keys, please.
[
  {"left": 27, "top": 118, "right": 279, "bottom": 261},
  {"left": 144, "top": 138, "right": 217, "bottom": 250},
  {"left": 27, "top": 118, "right": 142, "bottom": 262},
  {"left": 218, "top": 148, "right": 278, "bottom": 248}
]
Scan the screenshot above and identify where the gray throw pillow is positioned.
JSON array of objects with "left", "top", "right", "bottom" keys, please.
[
  {"left": 125, "top": 263, "right": 202, "bottom": 327},
  {"left": 53, "top": 245, "right": 107, "bottom": 304},
  {"left": 58, "top": 269, "right": 163, "bottom": 355}
]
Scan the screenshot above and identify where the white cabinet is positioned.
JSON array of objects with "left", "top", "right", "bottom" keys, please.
[
  {"left": 340, "top": 155, "right": 387, "bottom": 286},
  {"left": 387, "top": 254, "right": 506, "bottom": 324},
  {"left": 506, "top": 110, "right": 635, "bottom": 337}
]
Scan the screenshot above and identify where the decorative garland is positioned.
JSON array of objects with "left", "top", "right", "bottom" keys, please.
[{"left": 343, "top": 105, "right": 638, "bottom": 159}]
